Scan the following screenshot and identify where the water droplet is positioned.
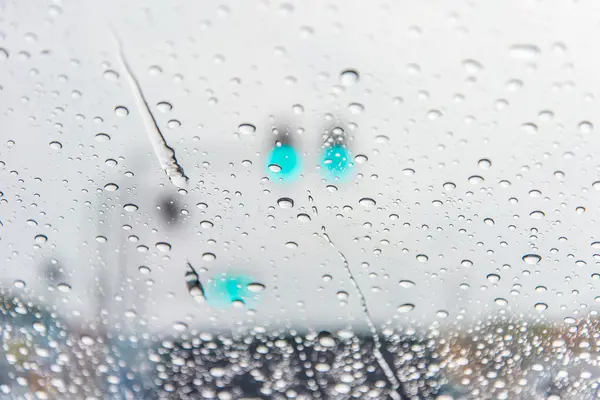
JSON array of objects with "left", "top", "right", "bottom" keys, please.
[
  {"left": 372, "top": 135, "right": 389, "bottom": 144},
  {"left": 484, "top": 218, "right": 495, "bottom": 226},
  {"left": 13, "top": 280, "right": 25, "bottom": 289},
  {"left": 336, "top": 291, "right": 349, "bottom": 301},
  {"left": 238, "top": 123, "right": 256, "bottom": 135},
  {"left": 32, "top": 321, "right": 46, "bottom": 333},
  {"left": 554, "top": 171, "right": 565, "bottom": 180},
  {"left": 427, "top": 109, "right": 443, "bottom": 120},
  {"left": 173, "top": 322, "right": 188, "bottom": 332},
  {"left": 95, "top": 235, "right": 107, "bottom": 243},
  {"left": 399, "top": 280, "right": 415, "bottom": 288},
  {"left": 576, "top": 206, "right": 586, "bottom": 214},
  {"left": 267, "top": 144, "right": 301, "bottom": 180},
  {"left": 530, "top": 210, "right": 545, "bottom": 219},
  {"left": 277, "top": 197, "right": 294, "bottom": 208},
  {"left": 397, "top": 303, "right": 415, "bottom": 313},
  {"left": 462, "top": 59, "right": 483, "bottom": 74},
  {"left": 148, "top": 65, "right": 162, "bottom": 75},
  {"left": 200, "top": 220, "right": 214, "bottom": 228},
  {"left": 104, "top": 183, "right": 118, "bottom": 191},
  {"left": 461, "top": 260, "right": 473, "bottom": 268},
  {"left": 202, "top": 252, "right": 216, "bottom": 261},
  {"left": 269, "top": 164, "right": 282, "bottom": 173},
  {"left": 95, "top": 133, "right": 111, "bottom": 142},
  {"left": 487, "top": 273, "right": 500, "bottom": 283},
  {"left": 285, "top": 241, "right": 298, "bottom": 249},
  {"left": 436, "top": 310, "right": 449, "bottom": 318},
  {"left": 579, "top": 121, "right": 594, "bottom": 134},
  {"left": 80, "top": 335, "right": 95, "bottom": 346},
  {"left": 297, "top": 213, "right": 311, "bottom": 222},
  {"left": 478, "top": 158, "right": 492, "bottom": 169},
  {"left": 57, "top": 282, "right": 71, "bottom": 293},
  {"left": 443, "top": 182, "right": 456, "bottom": 190},
  {"left": 34, "top": 234, "right": 48, "bottom": 243},
  {"left": 495, "top": 298, "right": 508, "bottom": 306},
  {"left": 521, "top": 122, "right": 538, "bottom": 134},
  {"left": 359, "top": 198, "right": 376, "bottom": 207},
  {"left": 156, "top": 102, "right": 172, "bottom": 113},
  {"left": 522, "top": 254, "right": 541, "bottom": 265},
  {"left": 49, "top": 141, "right": 62, "bottom": 150},
  {"left": 167, "top": 119, "right": 181, "bottom": 129},
  {"left": 247, "top": 283, "right": 265, "bottom": 292},
  {"left": 103, "top": 70, "right": 119, "bottom": 81},
  {"left": 340, "top": 69, "right": 359, "bottom": 87},
  {"left": 138, "top": 266, "right": 151, "bottom": 275},
  {"left": 156, "top": 242, "right": 171, "bottom": 252},
  {"left": 402, "top": 168, "right": 415, "bottom": 176},
  {"left": 509, "top": 44, "right": 541, "bottom": 59},
  {"left": 318, "top": 334, "right": 336, "bottom": 347},
  {"left": 534, "top": 302, "right": 548, "bottom": 311},
  {"left": 334, "top": 383, "right": 351, "bottom": 394},
  {"left": 292, "top": 104, "right": 304, "bottom": 114},
  {"left": 354, "top": 154, "right": 368, "bottom": 164},
  {"left": 114, "top": 106, "right": 129, "bottom": 117},
  {"left": 123, "top": 204, "right": 138, "bottom": 212},
  {"left": 348, "top": 102, "right": 364, "bottom": 114},
  {"left": 468, "top": 175, "right": 484, "bottom": 184},
  {"left": 416, "top": 254, "right": 428, "bottom": 262}
]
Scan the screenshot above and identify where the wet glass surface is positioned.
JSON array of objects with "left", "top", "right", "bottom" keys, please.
[{"left": 1, "top": 0, "right": 600, "bottom": 398}]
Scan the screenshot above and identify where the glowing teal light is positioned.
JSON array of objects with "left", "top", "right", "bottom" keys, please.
[
  {"left": 321, "top": 144, "right": 353, "bottom": 180},
  {"left": 267, "top": 144, "right": 301, "bottom": 182},
  {"left": 205, "top": 273, "right": 260, "bottom": 309}
]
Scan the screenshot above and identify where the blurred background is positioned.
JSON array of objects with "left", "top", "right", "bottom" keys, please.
[{"left": 1, "top": 0, "right": 600, "bottom": 398}]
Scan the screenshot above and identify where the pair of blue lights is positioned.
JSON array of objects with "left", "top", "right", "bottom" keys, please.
[{"left": 267, "top": 144, "right": 354, "bottom": 181}]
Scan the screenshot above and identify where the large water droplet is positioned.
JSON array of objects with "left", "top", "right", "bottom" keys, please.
[
  {"left": 156, "top": 242, "right": 171, "bottom": 252},
  {"left": 359, "top": 197, "right": 376, "bottom": 207},
  {"left": 202, "top": 252, "right": 216, "bottom": 261},
  {"left": 478, "top": 158, "right": 492, "bottom": 169},
  {"left": 397, "top": 303, "right": 415, "bottom": 313},
  {"left": 247, "top": 282, "right": 266, "bottom": 292},
  {"left": 277, "top": 197, "right": 294, "bottom": 208},
  {"left": 114, "top": 106, "right": 129, "bottom": 117},
  {"left": 530, "top": 210, "right": 545, "bottom": 219},
  {"left": 522, "top": 254, "right": 541, "bottom": 265},
  {"left": 238, "top": 123, "right": 256, "bottom": 135},
  {"left": 156, "top": 101, "right": 173, "bottom": 113},
  {"left": 340, "top": 69, "right": 359, "bottom": 87},
  {"left": 123, "top": 204, "right": 138, "bottom": 212},
  {"left": 416, "top": 254, "right": 428, "bottom": 262},
  {"left": 398, "top": 280, "right": 415, "bottom": 288},
  {"left": 297, "top": 213, "right": 311, "bottom": 222}
]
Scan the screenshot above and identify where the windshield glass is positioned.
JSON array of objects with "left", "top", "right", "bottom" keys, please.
[{"left": 1, "top": 0, "right": 599, "bottom": 399}]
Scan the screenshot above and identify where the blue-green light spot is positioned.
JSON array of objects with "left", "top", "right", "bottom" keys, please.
[
  {"left": 205, "top": 273, "right": 260, "bottom": 309},
  {"left": 267, "top": 144, "right": 301, "bottom": 182},
  {"left": 321, "top": 144, "right": 353, "bottom": 180}
]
